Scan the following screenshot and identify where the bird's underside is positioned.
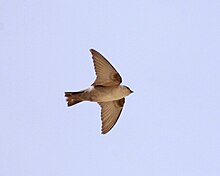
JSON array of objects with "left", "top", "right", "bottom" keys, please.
[{"left": 65, "top": 49, "right": 132, "bottom": 134}]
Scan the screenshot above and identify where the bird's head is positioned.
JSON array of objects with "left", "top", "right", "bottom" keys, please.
[{"left": 121, "top": 85, "right": 133, "bottom": 95}]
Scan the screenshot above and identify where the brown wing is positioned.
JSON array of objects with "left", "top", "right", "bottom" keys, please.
[
  {"left": 90, "top": 49, "right": 122, "bottom": 86},
  {"left": 98, "top": 98, "right": 125, "bottom": 134}
]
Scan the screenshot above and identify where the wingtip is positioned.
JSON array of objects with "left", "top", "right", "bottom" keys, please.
[
  {"left": 90, "top": 49, "right": 96, "bottom": 53},
  {"left": 101, "top": 130, "right": 107, "bottom": 135},
  {"left": 90, "top": 49, "right": 101, "bottom": 56},
  {"left": 101, "top": 125, "right": 108, "bottom": 135},
  {"left": 101, "top": 126, "right": 111, "bottom": 135}
]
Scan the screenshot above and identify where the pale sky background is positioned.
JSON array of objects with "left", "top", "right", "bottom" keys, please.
[{"left": 0, "top": 0, "right": 220, "bottom": 176}]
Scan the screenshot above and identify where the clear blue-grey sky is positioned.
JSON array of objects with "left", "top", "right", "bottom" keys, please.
[{"left": 0, "top": 0, "right": 220, "bottom": 175}]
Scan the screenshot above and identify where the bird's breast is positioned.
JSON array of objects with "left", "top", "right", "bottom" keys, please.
[{"left": 89, "top": 86, "right": 124, "bottom": 102}]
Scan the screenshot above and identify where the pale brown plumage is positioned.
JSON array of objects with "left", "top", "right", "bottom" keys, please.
[
  {"left": 90, "top": 49, "right": 122, "bottom": 86},
  {"left": 65, "top": 49, "right": 133, "bottom": 134},
  {"left": 98, "top": 98, "right": 125, "bottom": 134}
]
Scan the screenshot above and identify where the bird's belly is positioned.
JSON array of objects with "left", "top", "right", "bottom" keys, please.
[{"left": 89, "top": 87, "right": 123, "bottom": 102}]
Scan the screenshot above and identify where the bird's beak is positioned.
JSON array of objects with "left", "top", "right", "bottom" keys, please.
[{"left": 131, "top": 90, "right": 134, "bottom": 93}]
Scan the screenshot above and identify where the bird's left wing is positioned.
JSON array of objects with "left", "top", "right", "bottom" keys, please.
[
  {"left": 90, "top": 49, "right": 122, "bottom": 86},
  {"left": 98, "top": 98, "right": 125, "bottom": 134}
]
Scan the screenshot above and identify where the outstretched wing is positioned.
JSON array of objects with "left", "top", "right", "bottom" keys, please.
[
  {"left": 90, "top": 49, "right": 122, "bottom": 86},
  {"left": 98, "top": 98, "right": 125, "bottom": 134}
]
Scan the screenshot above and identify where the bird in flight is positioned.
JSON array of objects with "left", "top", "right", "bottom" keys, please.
[{"left": 65, "top": 49, "right": 133, "bottom": 134}]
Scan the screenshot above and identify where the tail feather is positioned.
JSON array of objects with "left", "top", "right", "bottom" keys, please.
[{"left": 65, "top": 92, "right": 83, "bottom": 106}]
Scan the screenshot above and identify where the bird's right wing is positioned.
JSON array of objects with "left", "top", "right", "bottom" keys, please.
[
  {"left": 90, "top": 49, "right": 122, "bottom": 86},
  {"left": 98, "top": 98, "right": 125, "bottom": 134}
]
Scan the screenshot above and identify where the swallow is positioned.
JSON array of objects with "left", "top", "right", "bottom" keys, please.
[{"left": 65, "top": 49, "right": 133, "bottom": 134}]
